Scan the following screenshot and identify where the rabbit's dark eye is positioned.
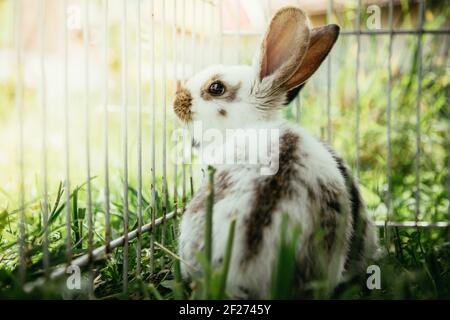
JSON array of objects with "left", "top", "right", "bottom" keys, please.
[{"left": 208, "top": 81, "right": 225, "bottom": 96}]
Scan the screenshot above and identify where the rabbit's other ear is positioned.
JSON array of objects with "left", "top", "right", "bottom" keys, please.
[
  {"left": 285, "top": 24, "right": 340, "bottom": 90},
  {"left": 257, "top": 7, "right": 311, "bottom": 87}
]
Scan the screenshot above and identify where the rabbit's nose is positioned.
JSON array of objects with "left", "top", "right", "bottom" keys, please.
[{"left": 174, "top": 86, "right": 193, "bottom": 123}]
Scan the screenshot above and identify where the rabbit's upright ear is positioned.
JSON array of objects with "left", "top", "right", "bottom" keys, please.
[
  {"left": 255, "top": 7, "right": 340, "bottom": 103},
  {"left": 257, "top": 7, "right": 311, "bottom": 89},
  {"left": 284, "top": 24, "right": 340, "bottom": 90}
]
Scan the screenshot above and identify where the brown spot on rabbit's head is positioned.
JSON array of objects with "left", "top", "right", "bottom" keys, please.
[
  {"left": 174, "top": 87, "right": 193, "bottom": 123},
  {"left": 218, "top": 108, "right": 227, "bottom": 117}
]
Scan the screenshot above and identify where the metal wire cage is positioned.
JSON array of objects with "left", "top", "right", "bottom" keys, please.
[{"left": 1, "top": 0, "right": 449, "bottom": 297}]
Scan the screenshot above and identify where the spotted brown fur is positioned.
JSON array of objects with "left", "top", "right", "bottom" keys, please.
[
  {"left": 322, "top": 143, "right": 367, "bottom": 272},
  {"left": 243, "top": 130, "right": 300, "bottom": 263},
  {"left": 317, "top": 180, "right": 342, "bottom": 253},
  {"left": 187, "top": 170, "right": 233, "bottom": 214}
]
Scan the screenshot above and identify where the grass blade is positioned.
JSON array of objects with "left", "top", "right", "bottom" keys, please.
[
  {"left": 204, "top": 166, "right": 216, "bottom": 297},
  {"left": 217, "top": 216, "right": 236, "bottom": 299}
]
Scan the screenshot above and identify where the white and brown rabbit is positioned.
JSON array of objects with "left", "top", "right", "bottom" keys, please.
[{"left": 173, "top": 7, "right": 378, "bottom": 299}]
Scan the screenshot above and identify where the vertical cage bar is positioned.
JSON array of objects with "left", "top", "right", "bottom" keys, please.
[
  {"left": 103, "top": 0, "right": 111, "bottom": 254},
  {"left": 181, "top": 0, "right": 186, "bottom": 210},
  {"left": 295, "top": 96, "right": 301, "bottom": 124},
  {"left": 83, "top": 0, "right": 94, "bottom": 298},
  {"left": 173, "top": 0, "right": 179, "bottom": 219},
  {"left": 161, "top": 0, "right": 168, "bottom": 229},
  {"left": 150, "top": 0, "right": 156, "bottom": 275},
  {"left": 219, "top": 0, "right": 223, "bottom": 63},
  {"left": 136, "top": 0, "right": 143, "bottom": 276},
  {"left": 414, "top": 0, "right": 425, "bottom": 222},
  {"left": 236, "top": 0, "right": 241, "bottom": 64},
  {"left": 294, "top": 0, "right": 301, "bottom": 124},
  {"left": 355, "top": 0, "right": 361, "bottom": 177},
  {"left": 121, "top": 0, "right": 129, "bottom": 293},
  {"left": 200, "top": 0, "right": 206, "bottom": 67},
  {"left": 63, "top": 0, "right": 72, "bottom": 265},
  {"left": 326, "top": 0, "right": 332, "bottom": 143},
  {"left": 191, "top": 0, "right": 197, "bottom": 74},
  {"left": 189, "top": 0, "right": 196, "bottom": 195},
  {"left": 386, "top": 0, "right": 394, "bottom": 240},
  {"left": 39, "top": 0, "right": 50, "bottom": 277},
  {"left": 208, "top": 1, "right": 215, "bottom": 66},
  {"left": 15, "top": 0, "right": 26, "bottom": 284}
]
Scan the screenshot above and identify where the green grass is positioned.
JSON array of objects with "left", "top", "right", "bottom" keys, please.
[{"left": 0, "top": 168, "right": 449, "bottom": 300}]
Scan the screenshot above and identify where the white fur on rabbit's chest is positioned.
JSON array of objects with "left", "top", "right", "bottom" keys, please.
[{"left": 178, "top": 125, "right": 352, "bottom": 298}]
